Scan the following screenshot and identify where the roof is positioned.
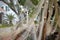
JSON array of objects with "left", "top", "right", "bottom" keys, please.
[{"left": 0, "top": 1, "right": 6, "bottom": 7}]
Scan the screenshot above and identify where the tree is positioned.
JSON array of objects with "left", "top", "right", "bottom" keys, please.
[
  {"left": 0, "top": 12, "right": 3, "bottom": 24},
  {"left": 6, "top": 14, "right": 15, "bottom": 25},
  {"left": 31, "top": 0, "right": 40, "bottom": 5},
  {"left": 18, "top": 0, "right": 26, "bottom": 5}
]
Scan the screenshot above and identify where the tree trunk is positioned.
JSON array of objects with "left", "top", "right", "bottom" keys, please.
[
  {"left": 41, "top": 22, "right": 47, "bottom": 40},
  {"left": 0, "top": 13, "right": 3, "bottom": 24}
]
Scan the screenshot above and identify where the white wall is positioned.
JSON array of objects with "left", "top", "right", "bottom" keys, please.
[{"left": 0, "top": 1, "right": 19, "bottom": 25}]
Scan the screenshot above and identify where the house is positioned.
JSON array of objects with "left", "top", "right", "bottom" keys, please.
[
  {"left": 0, "top": 1, "right": 19, "bottom": 25},
  {"left": 0, "top": 7, "right": 5, "bottom": 24}
]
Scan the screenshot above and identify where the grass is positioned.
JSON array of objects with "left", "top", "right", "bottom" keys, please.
[{"left": 0, "top": 24, "right": 13, "bottom": 28}]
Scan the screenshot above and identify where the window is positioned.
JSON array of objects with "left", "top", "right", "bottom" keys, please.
[
  {"left": 6, "top": 6, "right": 10, "bottom": 11},
  {"left": 1, "top": 7, "right": 4, "bottom": 9}
]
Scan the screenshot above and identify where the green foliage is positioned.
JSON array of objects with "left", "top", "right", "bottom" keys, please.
[
  {"left": 0, "top": 14, "right": 14, "bottom": 28},
  {"left": 31, "top": 0, "right": 40, "bottom": 5},
  {"left": 6, "top": 14, "right": 15, "bottom": 21},
  {"left": 29, "top": 12, "right": 34, "bottom": 17},
  {"left": 56, "top": 25, "right": 60, "bottom": 32},
  {"left": 6, "top": 14, "right": 15, "bottom": 25},
  {"left": 26, "top": 36, "right": 33, "bottom": 40},
  {"left": 29, "top": 7, "right": 35, "bottom": 17},
  {"left": 53, "top": 21, "right": 56, "bottom": 27},
  {"left": 9, "top": 3, "right": 15, "bottom": 9},
  {"left": 18, "top": 0, "right": 26, "bottom": 5},
  {"left": 34, "top": 20, "right": 38, "bottom": 24}
]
